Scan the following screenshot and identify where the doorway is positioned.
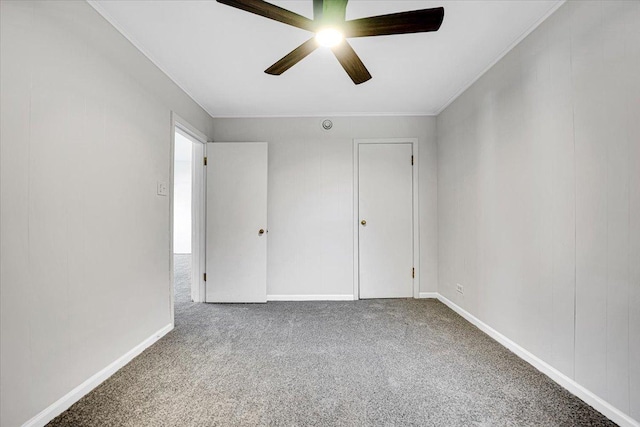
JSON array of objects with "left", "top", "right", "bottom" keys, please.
[
  {"left": 353, "top": 139, "right": 420, "bottom": 299},
  {"left": 173, "top": 130, "right": 194, "bottom": 304},
  {"left": 171, "top": 114, "right": 207, "bottom": 314}
]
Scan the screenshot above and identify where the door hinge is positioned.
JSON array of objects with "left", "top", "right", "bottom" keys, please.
[
  {"left": 412, "top": 268, "right": 415, "bottom": 278},
  {"left": 411, "top": 155, "right": 414, "bottom": 165},
  {"left": 204, "top": 156, "right": 208, "bottom": 166},
  {"left": 203, "top": 273, "right": 207, "bottom": 282}
]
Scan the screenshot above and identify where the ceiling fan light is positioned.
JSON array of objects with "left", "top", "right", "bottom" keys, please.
[{"left": 316, "top": 28, "right": 344, "bottom": 47}]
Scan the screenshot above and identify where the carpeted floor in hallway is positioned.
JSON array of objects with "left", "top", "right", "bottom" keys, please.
[{"left": 49, "top": 254, "right": 615, "bottom": 426}]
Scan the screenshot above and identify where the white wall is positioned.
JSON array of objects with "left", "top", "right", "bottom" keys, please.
[
  {"left": 173, "top": 132, "right": 193, "bottom": 254},
  {"left": 437, "top": 1, "right": 639, "bottom": 422},
  {"left": 212, "top": 116, "right": 438, "bottom": 298},
  {"left": 0, "top": 1, "right": 212, "bottom": 426}
]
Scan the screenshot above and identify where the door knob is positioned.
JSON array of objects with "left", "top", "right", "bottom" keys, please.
[
  {"left": 258, "top": 229, "right": 265, "bottom": 235},
  {"left": 360, "top": 220, "right": 366, "bottom": 226}
]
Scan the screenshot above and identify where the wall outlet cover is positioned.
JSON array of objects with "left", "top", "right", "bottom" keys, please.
[
  {"left": 157, "top": 181, "right": 168, "bottom": 196},
  {"left": 456, "top": 283, "right": 464, "bottom": 294}
]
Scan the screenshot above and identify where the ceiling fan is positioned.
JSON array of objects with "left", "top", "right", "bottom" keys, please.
[{"left": 216, "top": 0, "right": 444, "bottom": 85}]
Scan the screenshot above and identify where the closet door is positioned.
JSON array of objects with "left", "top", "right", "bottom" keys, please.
[{"left": 358, "top": 143, "right": 413, "bottom": 299}]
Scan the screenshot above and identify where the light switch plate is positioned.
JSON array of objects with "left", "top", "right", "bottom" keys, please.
[{"left": 157, "top": 181, "right": 168, "bottom": 196}]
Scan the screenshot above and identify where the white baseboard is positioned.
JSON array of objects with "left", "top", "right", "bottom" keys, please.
[
  {"left": 418, "top": 292, "right": 438, "bottom": 299},
  {"left": 436, "top": 295, "right": 639, "bottom": 427},
  {"left": 19, "top": 297, "right": 638, "bottom": 427},
  {"left": 267, "top": 294, "right": 354, "bottom": 301},
  {"left": 22, "top": 323, "right": 174, "bottom": 427}
]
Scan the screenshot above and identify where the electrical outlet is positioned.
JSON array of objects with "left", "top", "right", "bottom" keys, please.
[
  {"left": 456, "top": 283, "right": 464, "bottom": 294},
  {"left": 157, "top": 181, "right": 168, "bottom": 196}
]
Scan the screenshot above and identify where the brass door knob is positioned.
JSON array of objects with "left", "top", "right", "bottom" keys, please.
[
  {"left": 258, "top": 229, "right": 265, "bottom": 235},
  {"left": 360, "top": 220, "right": 366, "bottom": 226}
]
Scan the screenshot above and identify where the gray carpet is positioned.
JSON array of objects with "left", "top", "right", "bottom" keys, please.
[{"left": 49, "top": 254, "right": 615, "bottom": 426}]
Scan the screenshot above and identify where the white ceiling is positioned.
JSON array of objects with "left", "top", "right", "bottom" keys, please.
[{"left": 89, "top": 0, "right": 563, "bottom": 118}]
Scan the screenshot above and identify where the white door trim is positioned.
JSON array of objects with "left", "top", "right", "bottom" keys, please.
[
  {"left": 188, "top": 135, "right": 206, "bottom": 303},
  {"left": 352, "top": 138, "right": 420, "bottom": 300},
  {"left": 170, "top": 113, "right": 208, "bottom": 322}
]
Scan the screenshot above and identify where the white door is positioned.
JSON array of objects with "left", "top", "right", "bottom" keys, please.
[
  {"left": 205, "top": 142, "right": 268, "bottom": 303},
  {"left": 358, "top": 143, "right": 413, "bottom": 299}
]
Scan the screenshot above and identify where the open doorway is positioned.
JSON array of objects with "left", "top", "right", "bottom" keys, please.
[
  {"left": 173, "top": 131, "right": 194, "bottom": 304},
  {"left": 171, "top": 114, "right": 207, "bottom": 314}
]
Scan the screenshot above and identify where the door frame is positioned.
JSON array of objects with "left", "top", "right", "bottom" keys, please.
[
  {"left": 352, "top": 138, "right": 420, "bottom": 300},
  {"left": 170, "top": 112, "right": 208, "bottom": 325}
]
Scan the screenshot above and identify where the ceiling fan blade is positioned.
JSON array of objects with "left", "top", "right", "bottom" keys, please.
[
  {"left": 321, "top": 0, "right": 348, "bottom": 24},
  {"left": 216, "top": 0, "right": 315, "bottom": 32},
  {"left": 313, "top": 0, "right": 323, "bottom": 20},
  {"left": 265, "top": 38, "right": 318, "bottom": 75},
  {"left": 331, "top": 40, "right": 371, "bottom": 85},
  {"left": 344, "top": 7, "right": 444, "bottom": 38}
]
